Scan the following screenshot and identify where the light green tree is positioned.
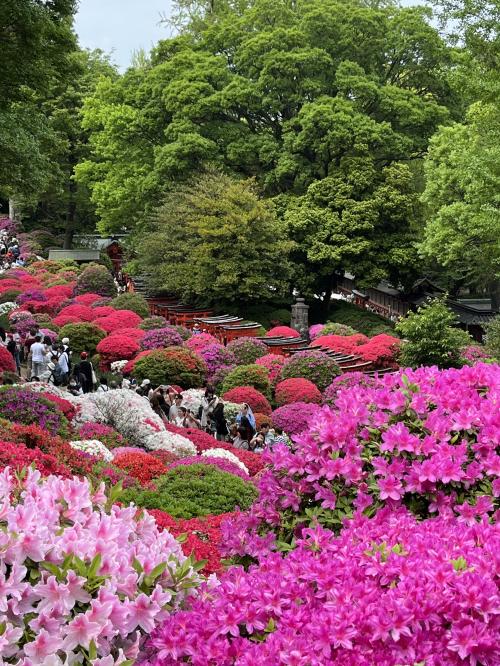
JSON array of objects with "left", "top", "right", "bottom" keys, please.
[{"left": 129, "top": 169, "right": 293, "bottom": 306}]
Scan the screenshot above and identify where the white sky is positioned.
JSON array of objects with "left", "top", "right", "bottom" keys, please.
[{"left": 75, "top": 0, "right": 174, "bottom": 69}]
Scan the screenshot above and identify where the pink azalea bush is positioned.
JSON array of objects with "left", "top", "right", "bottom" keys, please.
[
  {"left": 271, "top": 401, "right": 322, "bottom": 437},
  {"left": 225, "top": 364, "right": 500, "bottom": 551},
  {"left": 198, "top": 343, "right": 237, "bottom": 384},
  {"left": 141, "top": 327, "right": 184, "bottom": 350},
  {"left": 143, "top": 510, "right": 500, "bottom": 666},
  {"left": 255, "top": 353, "right": 286, "bottom": 384},
  {"left": 0, "top": 468, "right": 200, "bottom": 664},
  {"left": 186, "top": 332, "right": 219, "bottom": 352}
]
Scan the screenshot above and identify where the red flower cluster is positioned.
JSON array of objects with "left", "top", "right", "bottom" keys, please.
[
  {"left": 96, "top": 335, "right": 140, "bottom": 366},
  {"left": 0, "top": 346, "right": 16, "bottom": 373},
  {"left": 52, "top": 314, "right": 80, "bottom": 327},
  {"left": 312, "top": 332, "right": 368, "bottom": 353},
  {"left": 222, "top": 386, "right": 272, "bottom": 415},
  {"left": 113, "top": 451, "right": 168, "bottom": 484},
  {"left": 56, "top": 304, "right": 95, "bottom": 322},
  {"left": 74, "top": 293, "right": 102, "bottom": 306},
  {"left": 266, "top": 326, "right": 300, "bottom": 338},
  {"left": 254, "top": 412, "right": 273, "bottom": 429},
  {"left": 0, "top": 440, "right": 71, "bottom": 477},
  {"left": 43, "top": 393, "right": 77, "bottom": 421},
  {"left": 111, "top": 327, "right": 145, "bottom": 341},
  {"left": 91, "top": 305, "right": 116, "bottom": 318},
  {"left": 93, "top": 310, "right": 142, "bottom": 333},
  {"left": 150, "top": 509, "right": 237, "bottom": 574},
  {"left": 275, "top": 378, "right": 322, "bottom": 406}
]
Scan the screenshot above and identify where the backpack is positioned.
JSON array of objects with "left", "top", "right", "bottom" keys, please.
[{"left": 52, "top": 364, "right": 65, "bottom": 386}]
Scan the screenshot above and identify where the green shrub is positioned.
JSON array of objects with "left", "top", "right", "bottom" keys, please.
[
  {"left": 321, "top": 322, "right": 357, "bottom": 336},
  {"left": 233, "top": 302, "right": 292, "bottom": 329},
  {"left": 110, "top": 293, "right": 149, "bottom": 318},
  {"left": 133, "top": 347, "right": 207, "bottom": 388},
  {"left": 139, "top": 316, "right": 168, "bottom": 331},
  {"left": 0, "top": 289, "right": 21, "bottom": 304},
  {"left": 484, "top": 315, "right": 500, "bottom": 360},
  {"left": 327, "top": 301, "right": 396, "bottom": 336},
  {"left": 121, "top": 464, "right": 258, "bottom": 518},
  {"left": 58, "top": 322, "right": 106, "bottom": 356},
  {"left": 221, "top": 364, "right": 271, "bottom": 398},
  {"left": 74, "top": 263, "right": 116, "bottom": 297},
  {"left": 396, "top": 296, "right": 471, "bottom": 368},
  {"left": 279, "top": 350, "right": 341, "bottom": 391}
]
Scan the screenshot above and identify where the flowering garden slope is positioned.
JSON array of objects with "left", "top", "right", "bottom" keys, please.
[{"left": 0, "top": 258, "right": 498, "bottom": 665}]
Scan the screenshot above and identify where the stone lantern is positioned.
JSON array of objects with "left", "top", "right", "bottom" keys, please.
[{"left": 291, "top": 296, "right": 309, "bottom": 340}]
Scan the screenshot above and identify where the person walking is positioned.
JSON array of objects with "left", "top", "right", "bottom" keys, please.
[
  {"left": 30, "top": 335, "right": 45, "bottom": 380},
  {"left": 211, "top": 400, "right": 228, "bottom": 441},
  {"left": 6, "top": 334, "right": 20, "bottom": 374}
]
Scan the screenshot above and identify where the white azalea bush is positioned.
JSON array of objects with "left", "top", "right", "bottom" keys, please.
[
  {"left": 0, "top": 301, "right": 17, "bottom": 316},
  {"left": 110, "top": 360, "right": 128, "bottom": 373},
  {"left": 70, "top": 439, "right": 114, "bottom": 462},
  {"left": 71, "top": 390, "right": 196, "bottom": 457},
  {"left": 0, "top": 468, "right": 201, "bottom": 664},
  {"left": 201, "top": 448, "right": 249, "bottom": 475},
  {"left": 180, "top": 388, "right": 205, "bottom": 414}
]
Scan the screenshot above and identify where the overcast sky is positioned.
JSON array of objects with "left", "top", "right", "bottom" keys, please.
[{"left": 75, "top": 0, "right": 175, "bottom": 69}]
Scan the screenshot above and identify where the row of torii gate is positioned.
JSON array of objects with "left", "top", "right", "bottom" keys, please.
[{"left": 130, "top": 281, "right": 395, "bottom": 378}]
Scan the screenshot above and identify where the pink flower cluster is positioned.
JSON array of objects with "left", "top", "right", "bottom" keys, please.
[
  {"left": 143, "top": 509, "right": 500, "bottom": 665},
  {"left": 225, "top": 364, "right": 500, "bottom": 552},
  {"left": 0, "top": 468, "right": 199, "bottom": 664}
]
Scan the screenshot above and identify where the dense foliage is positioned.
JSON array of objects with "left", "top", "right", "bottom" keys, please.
[
  {"left": 122, "top": 464, "right": 258, "bottom": 519},
  {"left": 110, "top": 292, "right": 150, "bottom": 317},
  {"left": 58, "top": 321, "right": 106, "bottom": 356},
  {"left": 221, "top": 364, "right": 272, "bottom": 399},
  {"left": 133, "top": 347, "right": 207, "bottom": 388},
  {"left": 279, "top": 350, "right": 340, "bottom": 391}
]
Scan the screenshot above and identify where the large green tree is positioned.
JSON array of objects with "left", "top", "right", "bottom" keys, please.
[
  {"left": 78, "top": 0, "right": 457, "bottom": 302},
  {"left": 0, "top": 0, "right": 78, "bottom": 204},
  {"left": 130, "top": 169, "right": 293, "bottom": 306}
]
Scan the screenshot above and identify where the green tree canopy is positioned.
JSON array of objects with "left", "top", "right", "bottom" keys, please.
[{"left": 129, "top": 169, "right": 293, "bottom": 305}]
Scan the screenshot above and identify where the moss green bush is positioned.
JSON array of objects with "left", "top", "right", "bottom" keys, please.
[
  {"left": 0, "top": 289, "right": 21, "bottom": 304},
  {"left": 321, "top": 322, "right": 358, "bottom": 336},
  {"left": 133, "top": 347, "right": 207, "bottom": 388},
  {"left": 74, "top": 263, "right": 116, "bottom": 297},
  {"left": 221, "top": 364, "right": 271, "bottom": 398},
  {"left": 121, "top": 464, "right": 258, "bottom": 518},
  {"left": 279, "top": 350, "right": 340, "bottom": 391},
  {"left": 139, "top": 316, "right": 168, "bottom": 331},
  {"left": 58, "top": 322, "right": 106, "bottom": 356},
  {"left": 110, "top": 293, "right": 149, "bottom": 318},
  {"left": 485, "top": 315, "right": 500, "bottom": 360}
]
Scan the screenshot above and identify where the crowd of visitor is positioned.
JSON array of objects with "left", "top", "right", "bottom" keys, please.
[
  {"left": 0, "top": 231, "right": 25, "bottom": 269},
  {"left": 0, "top": 326, "right": 286, "bottom": 452}
]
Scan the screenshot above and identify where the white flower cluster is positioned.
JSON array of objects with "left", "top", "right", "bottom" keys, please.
[
  {"left": 180, "top": 388, "right": 205, "bottom": 413},
  {"left": 221, "top": 401, "right": 241, "bottom": 423},
  {"left": 201, "top": 448, "right": 249, "bottom": 475},
  {"left": 0, "top": 302, "right": 17, "bottom": 316},
  {"left": 70, "top": 439, "right": 114, "bottom": 462},
  {"left": 71, "top": 389, "right": 196, "bottom": 458},
  {"left": 110, "top": 360, "right": 129, "bottom": 373}
]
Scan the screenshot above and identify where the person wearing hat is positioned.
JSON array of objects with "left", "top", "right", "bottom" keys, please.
[
  {"left": 136, "top": 378, "right": 151, "bottom": 398},
  {"left": 78, "top": 352, "right": 95, "bottom": 394}
]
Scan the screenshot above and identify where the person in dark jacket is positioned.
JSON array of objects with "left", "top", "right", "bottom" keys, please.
[
  {"left": 211, "top": 400, "right": 228, "bottom": 441},
  {"left": 78, "top": 352, "right": 94, "bottom": 394}
]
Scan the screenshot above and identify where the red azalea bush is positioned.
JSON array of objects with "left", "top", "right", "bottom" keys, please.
[
  {"left": 52, "top": 313, "right": 81, "bottom": 328},
  {"left": 222, "top": 386, "right": 272, "bottom": 415},
  {"left": 96, "top": 335, "right": 140, "bottom": 368},
  {"left": 56, "top": 303, "right": 95, "bottom": 322},
  {"left": 275, "top": 378, "right": 322, "bottom": 406},
  {"left": 0, "top": 440, "right": 71, "bottom": 477},
  {"left": 312, "top": 332, "right": 369, "bottom": 353},
  {"left": 151, "top": 510, "right": 236, "bottom": 574},
  {"left": 91, "top": 305, "right": 116, "bottom": 318},
  {"left": 93, "top": 309, "right": 142, "bottom": 333},
  {"left": 0, "top": 421, "right": 93, "bottom": 475},
  {"left": 272, "top": 401, "right": 322, "bottom": 436},
  {"left": 109, "top": 327, "right": 145, "bottom": 341},
  {"left": 113, "top": 451, "right": 168, "bottom": 484},
  {"left": 0, "top": 346, "right": 16, "bottom": 373},
  {"left": 255, "top": 353, "right": 286, "bottom": 384},
  {"left": 266, "top": 325, "right": 300, "bottom": 338},
  {"left": 42, "top": 393, "right": 77, "bottom": 421},
  {"left": 149, "top": 449, "right": 180, "bottom": 465},
  {"left": 74, "top": 292, "right": 102, "bottom": 306},
  {"left": 356, "top": 333, "right": 400, "bottom": 368}
]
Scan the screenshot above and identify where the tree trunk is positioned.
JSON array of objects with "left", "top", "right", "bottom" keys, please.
[
  {"left": 63, "top": 153, "right": 77, "bottom": 249},
  {"left": 8, "top": 199, "right": 16, "bottom": 221},
  {"left": 322, "top": 273, "right": 338, "bottom": 319}
]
